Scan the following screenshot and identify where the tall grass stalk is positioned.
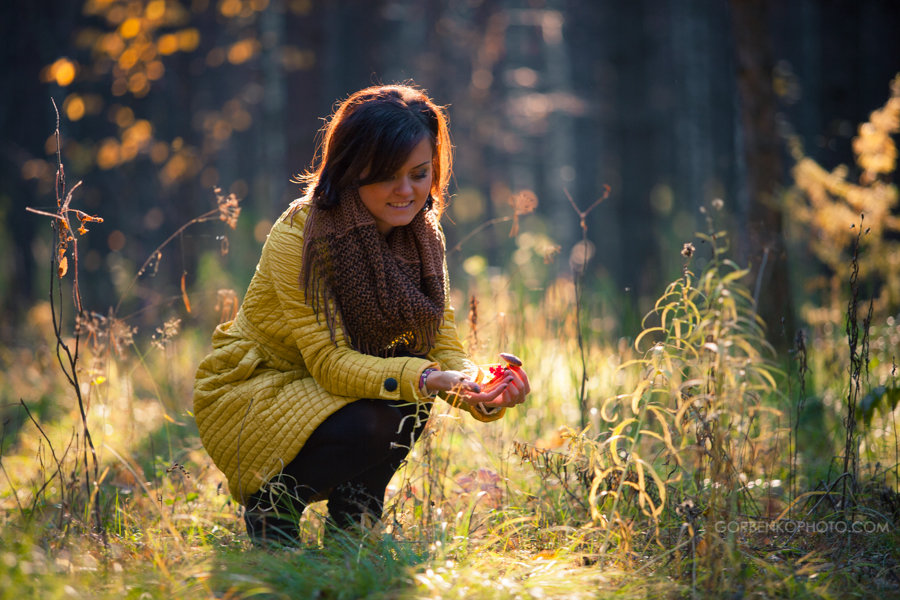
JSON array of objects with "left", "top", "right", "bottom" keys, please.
[
  {"left": 565, "top": 185, "right": 609, "bottom": 430},
  {"left": 842, "top": 216, "right": 871, "bottom": 514},
  {"left": 790, "top": 329, "right": 809, "bottom": 518},
  {"left": 25, "top": 100, "right": 105, "bottom": 538}
]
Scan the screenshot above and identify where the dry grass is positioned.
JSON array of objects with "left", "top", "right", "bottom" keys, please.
[{"left": 2, "top": 244, "right": 898, "bottom": 597}]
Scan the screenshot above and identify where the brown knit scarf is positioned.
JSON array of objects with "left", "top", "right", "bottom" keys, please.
[{"left": 299, "top": 188, "right": 446, "bottom": 358}]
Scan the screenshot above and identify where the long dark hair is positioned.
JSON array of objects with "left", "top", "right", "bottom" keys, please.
[{"left": 296, "top": 84, "right": 453, "bottom": 216}]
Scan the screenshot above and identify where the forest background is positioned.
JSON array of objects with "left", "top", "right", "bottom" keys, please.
[
  {"left": 2, "top": 0, "right": 900, "bottom": 598},
  {"left": 2, "top": 0, "right": 898, "bottom": 334}
]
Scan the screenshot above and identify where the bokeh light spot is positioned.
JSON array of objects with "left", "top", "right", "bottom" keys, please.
[
  {"left": 143, "top": 207, "right": 164, "bottom": 230},
  {"left": 569, "top": 240, "right": 595, "bottom": 271},
  {"left": 450, "top": 188, "right": 486, "bottom": 224},
  {"left": 177, "top": 28, "right": 200, "bottom": 52},
  {"left": 219, "top": 0, "right": 242, "bottom": 18},
  {"left": 157, "top": 33, "right": 178, "bottom": 55},
  {"left": 44, "top": 58, "right": 77, "bottom": 86},
  {"left": 128, "top": 72, "right": 150, "bottom": 96},
  {"left": 227, "top": 38, "right": 259, "bottom": 64},
  {"left": 150, "top": 141, "right": 169, "bottom": 164},
  {"left": 111, "top": 78, "right": 128, "bottom": 96},
  {"left": 146, "top": 60, "right": 165, "bottom": 80},
  {"left": 462, "top": 255, "right": 487, "bottom": 277},
  {"left": 206, "top": 47, "right": 226, "bottom": 67},
  {"left": 254, "top": 220, "right": 272, "bottom": 243},
  {"left": 21, "top": 159, "right": 51, "bottom": 181},
  {"left": 145, "top": 0, "right": 166, "bottom": 20},
  {"left": 230, "top": 179, "right": 248, "bottom": 199},
  {"left": 118, "top": 47, "right": 139, "bottom": 70},
  {"left": 650, "top": 183, "right": 674, "bottom": 216},
  {"left": 288, "top": 0, "right": 312, "bottom": 14},
  {"left": 108, "top": 230, "right": 126, "bottom": 252},
  {"left": 119, "top": 17, "right": 141, "bottom": 39},
  {"left": 113, "top": 105, "right": 135, "bottom": 128},
  {"left": 96, "top": 138, "right": 121, "bottom": 169},
  {"left": 64, "top": 95, "right": 86, "bottom": 121}
]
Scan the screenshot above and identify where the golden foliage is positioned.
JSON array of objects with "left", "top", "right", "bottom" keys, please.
[
  {"left": 49, "top": 1, "right": 289, "bottom": 182},
  {"left": 788, "top": 74, "right": 900, "bottom": 322},
  {"left": 81, "top": 0, "right": 192, "bottom": 99}
]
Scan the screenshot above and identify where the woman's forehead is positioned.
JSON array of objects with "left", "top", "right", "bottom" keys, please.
[{"left": 400, "top": 137, "right": 434, "bottom": 167}]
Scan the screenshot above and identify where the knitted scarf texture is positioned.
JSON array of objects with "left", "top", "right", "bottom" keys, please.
[{"left": 300, "top": 188, "right": 446, "bottom": 358}]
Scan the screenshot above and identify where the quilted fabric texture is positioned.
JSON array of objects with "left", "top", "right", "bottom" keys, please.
[{"left": 193, "top": 202, "right": 505, "bottom": 503}]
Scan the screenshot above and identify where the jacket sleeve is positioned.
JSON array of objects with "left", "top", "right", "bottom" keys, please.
[{"left": 264, "top": 214, "right": 435, "bottom": 403}]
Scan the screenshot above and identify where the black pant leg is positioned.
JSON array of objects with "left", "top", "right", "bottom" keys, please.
[
  {"left": 326, "top": 399, "right": 431, "bottom": 529},
  {"left": 244, "top": 398, "right": 432, "bottom": 544}
]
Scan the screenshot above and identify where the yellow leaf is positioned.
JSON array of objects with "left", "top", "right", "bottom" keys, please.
[
  {"left": 634, "top": 326, "right": 665, "bottom": 351},
  {"left": 181, "top": 272, "right": 192, "bottom": 313},
  {"left": 630, "top": 379, "right": 649, "bottom": 415},
  {"left": 608, "top": 418, "right": 637, "bottom": 466}
]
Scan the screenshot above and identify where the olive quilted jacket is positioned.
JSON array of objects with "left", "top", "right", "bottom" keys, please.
[{"left": 193, "top": 201, "right": 504, "bottom": 503}]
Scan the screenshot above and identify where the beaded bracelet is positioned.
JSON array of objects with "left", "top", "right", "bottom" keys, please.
[{"left": 419, "top": 367, "right": 438, "bottom": 396}]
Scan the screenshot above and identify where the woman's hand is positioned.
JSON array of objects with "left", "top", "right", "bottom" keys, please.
[
  {"left": 424, "top": 369, "right": 490, "bottom": 401},
  {"left": 424, "top": 361, "right": 531, "bottom": 409},
  {"left": 478, "top": 363, "right": 530, "bottom": 408}
]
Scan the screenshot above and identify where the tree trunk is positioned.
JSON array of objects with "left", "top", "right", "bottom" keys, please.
[{"left": 730, "top": 0, "right": 795, "bottom": 348}]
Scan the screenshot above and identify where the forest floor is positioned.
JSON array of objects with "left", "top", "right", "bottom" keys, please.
[{"left": 2, "top": 282, "right": 899, "bottom": 599}]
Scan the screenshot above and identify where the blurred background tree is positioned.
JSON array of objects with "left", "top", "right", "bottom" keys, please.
[{"left": 1, "top": 0, "right": 899, "bottom": 345}]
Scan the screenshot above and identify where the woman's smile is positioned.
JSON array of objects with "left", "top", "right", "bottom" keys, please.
[{"left": 358, "top": 137, "right": 434, "bottom": 235}]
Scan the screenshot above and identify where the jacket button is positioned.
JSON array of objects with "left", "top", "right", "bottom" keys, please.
[{"left": 384, "top": 377, "right": 398, "bottom": 392}]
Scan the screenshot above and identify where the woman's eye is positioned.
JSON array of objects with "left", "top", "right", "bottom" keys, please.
[{"left": 412, "top": 170, "right": 428, "bottom": 180}]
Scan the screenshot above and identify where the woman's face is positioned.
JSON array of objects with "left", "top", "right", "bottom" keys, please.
[{"left": 358, "top": 137, "right": 433, "bottom": 235}]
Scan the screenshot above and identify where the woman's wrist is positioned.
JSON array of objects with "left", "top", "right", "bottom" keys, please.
[{"left": 419, "top": 367, "right": 439, "bottom": 397}]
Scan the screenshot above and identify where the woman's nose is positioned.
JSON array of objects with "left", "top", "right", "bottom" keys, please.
[{"left": 395, "top": 176, "right": 413, "bottom": 195}]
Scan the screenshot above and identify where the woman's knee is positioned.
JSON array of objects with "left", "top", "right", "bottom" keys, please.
[{"left": 327, "top": 399, "right": 424, "bottom": 453}]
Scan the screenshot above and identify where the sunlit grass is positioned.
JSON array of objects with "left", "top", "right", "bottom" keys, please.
[{"left": 2, "top": 255, "right": 899, "bottom": 598}]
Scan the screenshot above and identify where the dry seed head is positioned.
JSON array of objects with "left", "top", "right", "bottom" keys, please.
[
  {"left": 539, "top": 241, "right": 562, "bottom": 264},
  {"left": 508, "top": 189, "right": 538, "bottom": 237},
  {"left": 215, "top": 288, "right": 240, "bottom": 323},
  {"left": 511, "top": 189, "right": 538, "bottom": 216},
  {"left": 214, "top": 187, "right": 242, "bottom": 229},
  {"left": 152, "top": 317, "right": 182, "bottom": 349},
  {"left": 466, "top": 294, "right": 479, "bottom": 353},
  {"left": 109, "top": 317, "right": 136, "bottom": 356}
]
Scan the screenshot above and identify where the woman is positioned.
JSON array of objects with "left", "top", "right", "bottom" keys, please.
[{"left": 193, "top": 84, "right": 530, "bottom": 547}]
